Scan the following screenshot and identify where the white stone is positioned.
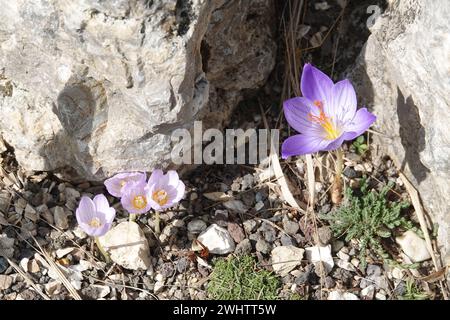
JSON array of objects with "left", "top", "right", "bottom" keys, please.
[
  {"left": 396, "top": 230, "right": 431, "bottom": 263},
  {"left": 45, "top": 281, "right": 61, "bottom": 296},
  {"left": 154, "top": 281, "right": 165, "bottom": 294},
  {"left": 92, "top": 285, "right": 111, "bottom": 299},
  {"left": 73, "top": 226, "right": 87, "bottom": 239},
  {"left": 271, "top": 246, "right": 304, "bottom": 276},
  {"left": 336, "top": 259, "right": 356, "bottom": 272},
  {"left": 305, "top": 245, "right": 334, "bottom": 274},
  {"left": 391, "top": 267, "right": 405, "bottom": 280},
  {"left": 187, "top": 219, "right": 207, "bottom": 234},
  {"left": 328, "top": 291, "right": 359, "bottom": 300},
  {"left": 194, "top": 224, "right": 235, "bottom": 255},
  {"left": 55, "top": 247, "right": 75, "bottom": 259},
  {"left": 375, "top": 292, "right": 387, "bottom": 300},
  {"left": 337, "top": 250, "right": 350, "bottom": 262},
  {"left": 361, "top": 285, "right": 375, "bottom": 299},
  {"left": 20, "top": 257, "right": 29, "bottom": 272},
  {"left": 98, "top": 221, "right": 151, "bottom": 270}
]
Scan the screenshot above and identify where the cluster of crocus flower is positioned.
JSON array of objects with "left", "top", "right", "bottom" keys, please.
[{"left": 75, "top": 169, "right": 185, "bottom": 260}]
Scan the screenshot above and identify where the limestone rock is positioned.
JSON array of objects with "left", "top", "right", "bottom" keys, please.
[
  {"left": 98, "top": 221, "right": 151, "bottom": 270},
  {"left": 396, "top": 230, "right": 431, "bottom": 263},
  {"left": 305, "top": 245, "right": 334, "bottom": 274},
  {"left": 193, "top": 224, "right": 235, "bottom": 255},
  {"left": 348, "top": 0, "right": 450, "bottom": 256},
  {"left": 271, "top": 246, "right": 304, "bottom": 276},
  {"left": 0, "top": 0, "right": 276, "bottom": 181}
]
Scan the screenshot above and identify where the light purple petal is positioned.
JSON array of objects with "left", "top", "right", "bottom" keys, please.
[
  {"left": 281, "top": 134, "right": 330, "bottom": 158},
  {"left": 166, "top": 170, "right": 180, "bottom": 187},
  {"left": 104, "top": 172, "right": 146, "bottom": 198},
  {"left": 93, "top": 194, "right": 110, "bottom": 213},
  {"left": 328, "top": 79, "right": 357, "bottom": 122},
  {"left": 148, "top": 169, "right": 164, "bottom": 188},
  {"left": 104, "top": 176, "right": 123, "bottom": 197},
  {"left": 301, "top": 63, "right": 333, "bottom": 103},
  {"left": 322, "top": 134, "right": 346, "bottom": 151},
  {"left": 173, "top": 180, "right": 185, "bottom": 203},
  {"left": 283, "top": 97, "right": 324, "bottom": 135},
  {"left": 76, "top": 196, "right": 95, "bottom": 224},
  {"left": 343, "top": 108, "right": 376, "bottom": 140}
]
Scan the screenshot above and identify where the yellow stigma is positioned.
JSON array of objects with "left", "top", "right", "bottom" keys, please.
[
  {"left": 152, "top": 189, "right": 168, "bottom": 206},
  {"left": 88, "top": 217, "right": 102, "bottom": 228},
  {"left": 132, "top": 195, "right": 147, "bottom": 210},
  {"left": 308, "top": 100, "right": 340, "bottom": 140}
]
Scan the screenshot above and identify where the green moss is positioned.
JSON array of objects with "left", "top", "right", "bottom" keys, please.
[{"left": 207, "top": 255, "right": 281, "bottom": 300}]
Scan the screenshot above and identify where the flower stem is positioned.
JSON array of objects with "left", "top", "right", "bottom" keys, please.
[
  {"left": 154, "top": 211, "right": 161, "bottom": 235},
  {"left": 129, "top": 213, "right": 137, "bottom": 222},
  {"left": 331, "top": 147, "right": 344, "bottom": 204},
  {"left": 94, "top": 237, "right": 111, "bottom": 263},
  {"left": 335, "top": 147, "right": 344, "bottom": 178}
]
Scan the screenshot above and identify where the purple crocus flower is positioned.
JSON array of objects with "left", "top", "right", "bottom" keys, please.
[
  {"left": 147, "top": 170, "right": 185, "bottom": 211},
  {"left": 104, "top": 172, "right": 146, "bottom": 198},
  {"left": 121, "top": 180, "right": 153, "bottom": 214},
  {"left": 76, "top": 194, "right": 116, "bottom": 237},
  {"left": 281, "top": 63, "right": 376, "bottom": 158}
]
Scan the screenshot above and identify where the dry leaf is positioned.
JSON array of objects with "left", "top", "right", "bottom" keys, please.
[
  {"left": 203, "top": 192, "right": 233, "bottom": 202},
  {"left": 418, "top": 268, "right": 447, "bottom": 283}
]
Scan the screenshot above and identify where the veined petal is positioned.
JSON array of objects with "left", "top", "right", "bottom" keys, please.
[
  {"left": 301, "top": 63, "right": 333, "bottom": 103},
  {"left": 148, "top": 169, "right": 164, "bottom": 188},
  {"left": 343, "top": 108, "right": 376, "bottom": 140},
  {"left": 322, "top": 134, "right": 347, "bottom": 151},
  {"left": 93, "top": 194, "right": 110, "bottom": 213},
  {"left": 283, "top": 97, "right": 324, "bottom": 135},
  {"left": 166, "top": 170, "right": 180, "bottom": 187},
  {"left": 329, "top": 79, "right": 357, "bottom": 122},
  {"left": 281, "top": 134, "right": 329, "bottom": 158},
  {"left": 76, "top": 196, "right": 95, "bottom": 223}
]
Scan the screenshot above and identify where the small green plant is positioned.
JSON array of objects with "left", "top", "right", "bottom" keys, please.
[
  {"left": 352, "top": 136, "right": 369, "bottom": 155},
  {"left": 322, "top": 178, "right": 419, "bottom": 269},
  {"left": 400, "top": 280, "right": 429, "bottom": 300},
  {"left": 207, "top": 255, "right": 280, "bottom": 300}
]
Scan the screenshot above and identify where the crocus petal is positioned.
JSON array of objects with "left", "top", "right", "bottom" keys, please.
[
  {"left": 301, "top": 63, "right": 333, "bottom": 103},
  {"left": 343, "top": 108, "right": 377, "bottom": 140},
  {"left": 328, "top": 79, "right": 357, "bottom": 122},
  {"left": 148, "top": 169, "right": 164, "bottom": 188},
  {"left": 322, "top": 134, "right": 347, "bottom": 152},
  {"left": 283, "top": 97, "right": 324, "bottom": 135},
  {"left": 93, "top": 194, "right": 110, "bottom": 213},
  {"left": 76, "top": 196, "right": 96, "bottom": 223},
  {"left": 104, "top": 177, "right": 123, "bottom": 197},
  {"left": 281, "top": 134, "right": 329, "bottom": 158},
  {"left": 166, "top": 170, "right": 180, "bottom": 187},
  {"left": 174, "top": 180, "right": 185, "bottom": 203}
]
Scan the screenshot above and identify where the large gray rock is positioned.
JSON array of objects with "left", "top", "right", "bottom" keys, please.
[
  {"left": 349, "top": 0, "right": 450, "bottom": 257},
  {"left": 0, "top": 0, "right": 275, "bottom": 180}
]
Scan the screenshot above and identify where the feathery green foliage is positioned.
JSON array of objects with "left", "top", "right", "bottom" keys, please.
[
  {"left": 207, "top": 255, "right": 280, "bottom": 300},
  {"left": 322, "top": 178, "right": 419, "bottom": 269},
  {"left": 400, "top": 280, "right": 429, "bottom": 300}
]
